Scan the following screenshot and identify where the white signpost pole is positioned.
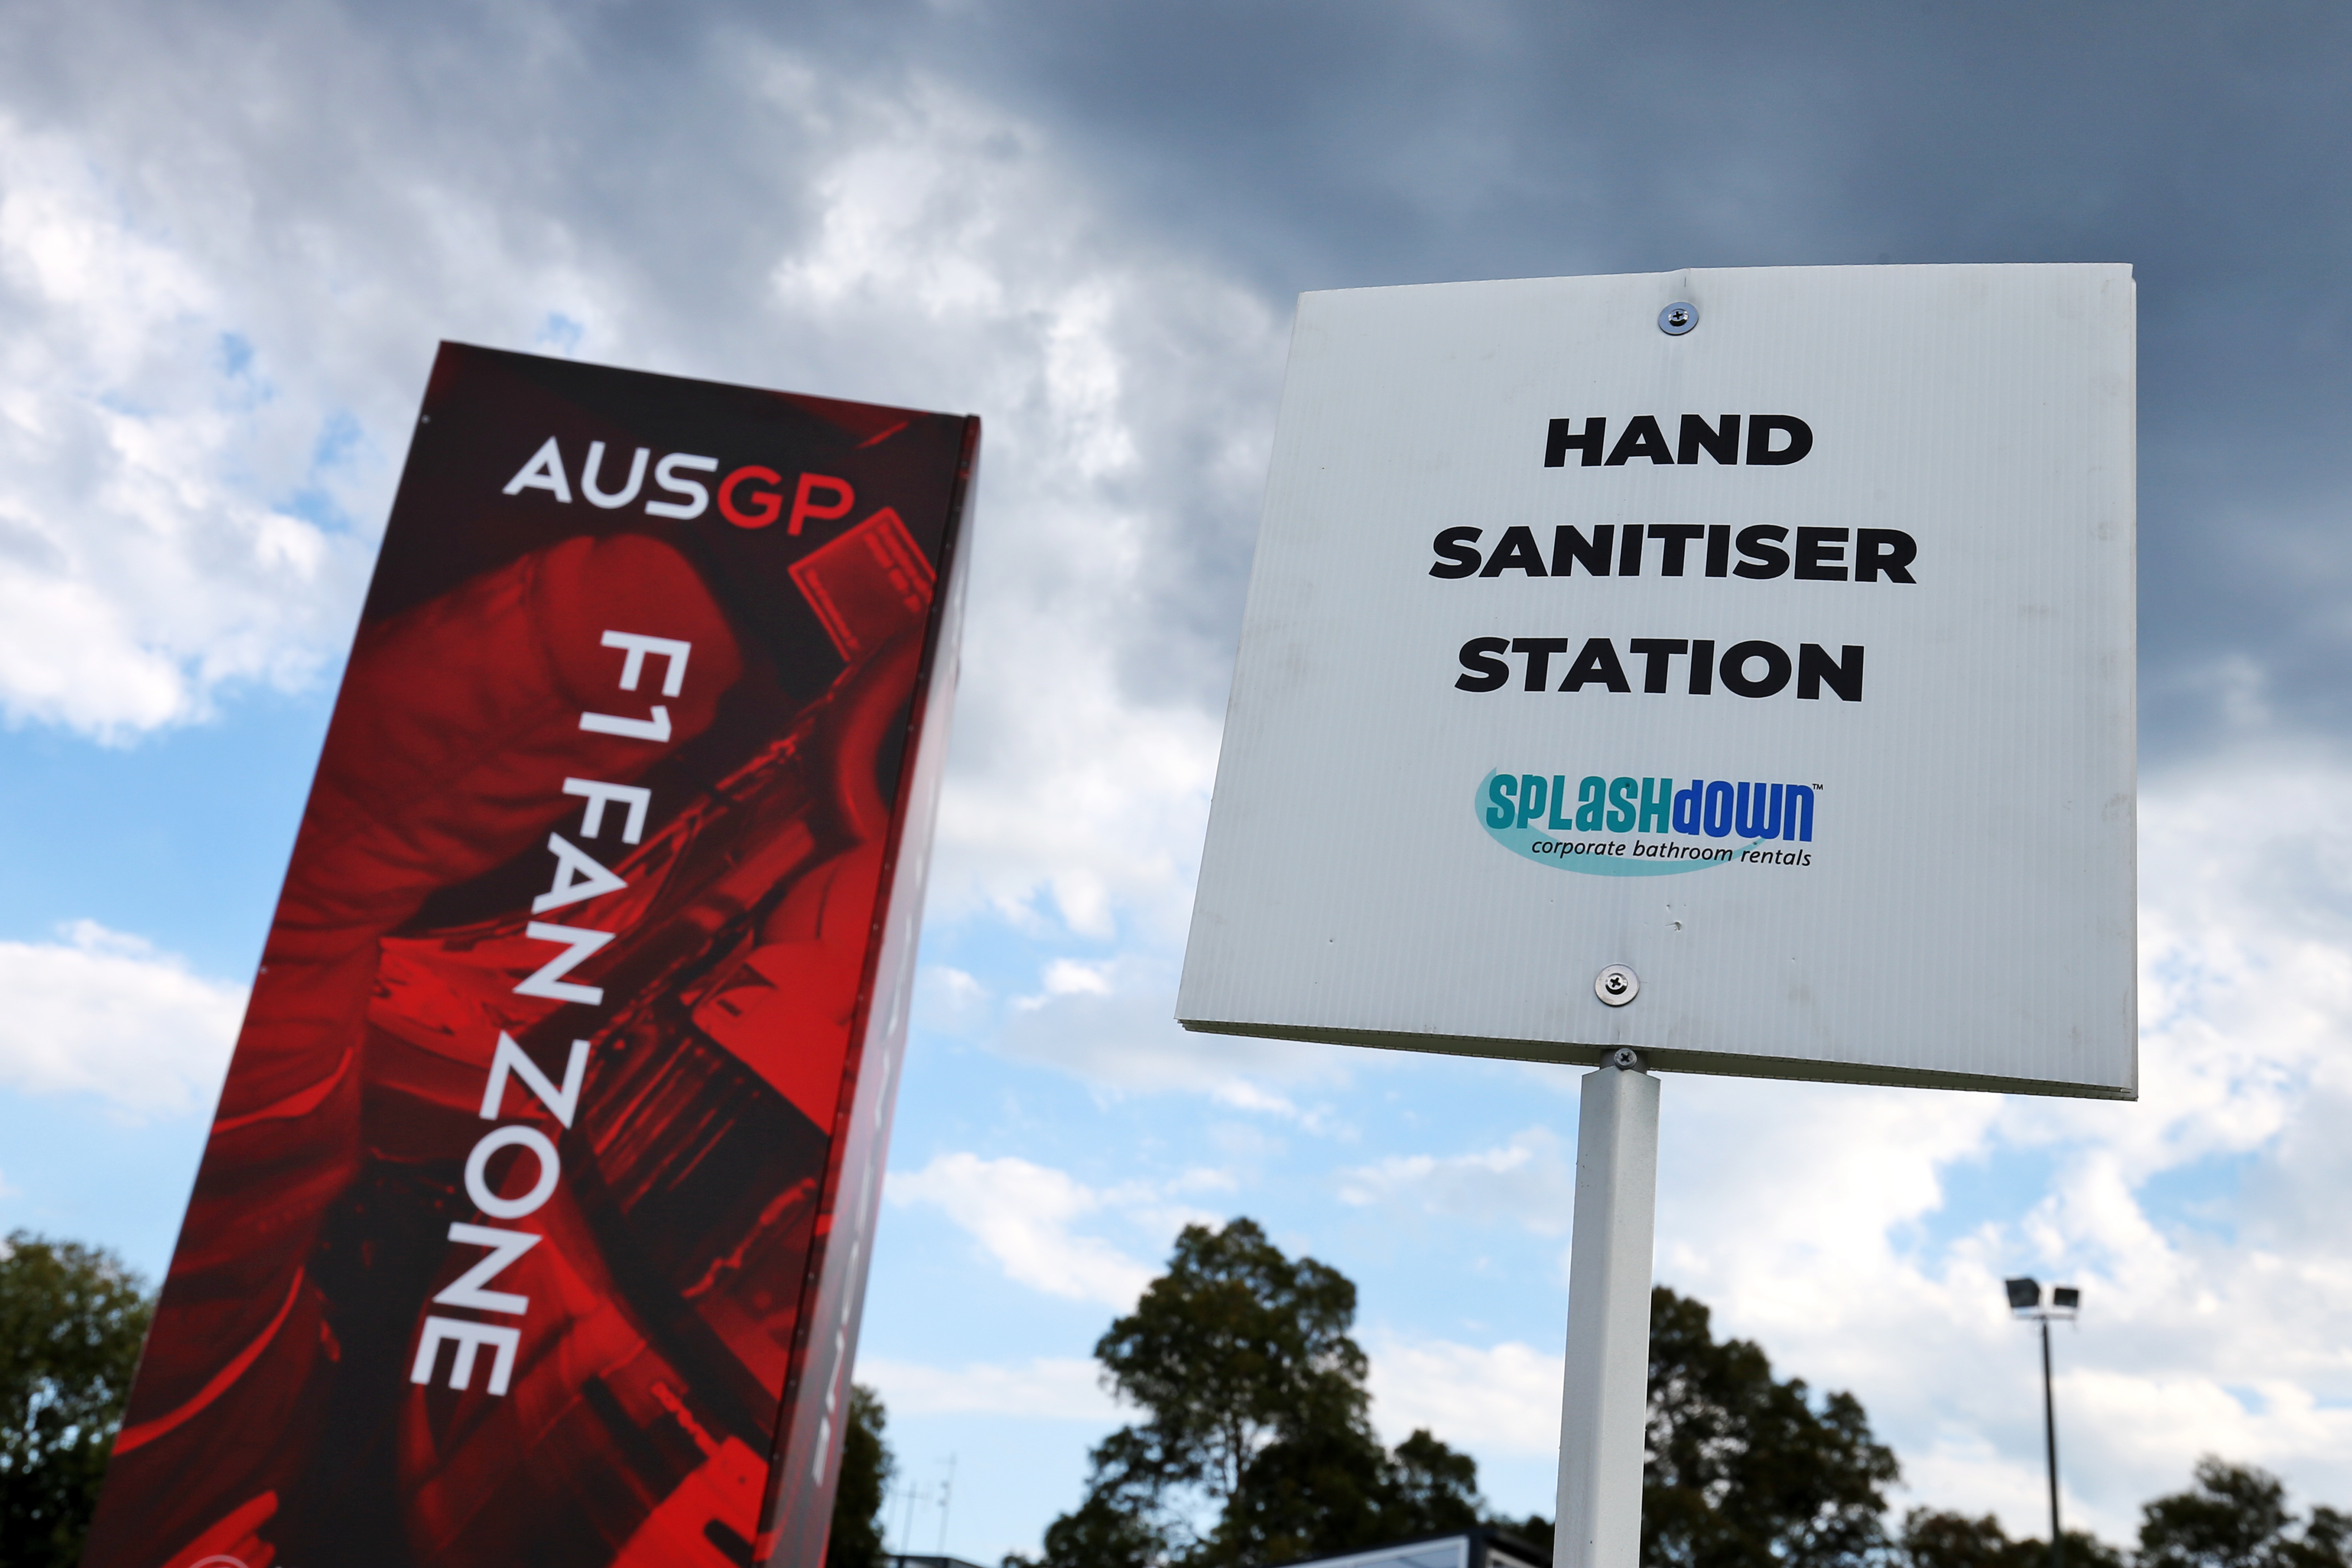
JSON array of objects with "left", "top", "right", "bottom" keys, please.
[{"left": 1556, "top": 1053, "right": 1660, "bottom": 1568}]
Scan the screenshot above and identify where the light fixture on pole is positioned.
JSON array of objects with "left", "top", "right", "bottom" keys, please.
[{"left": 2005, "top": 1277, "right": 2081, "bottom": 1568}]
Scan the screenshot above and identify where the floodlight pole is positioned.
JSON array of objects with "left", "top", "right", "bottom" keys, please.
[
  {"left": 2008, "top": 1279, "right": 2076, "bottom": 1568},
  {"left": 1556, "top": 1049, "right": 1659, "bottom": 1568},
  {"left": 2042, "top": 1317, "right": 2063, "bottom": 1568}
]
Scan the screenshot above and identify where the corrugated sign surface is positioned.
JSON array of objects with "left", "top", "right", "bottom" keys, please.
[{"left": 1179, "top": 265, "right": 2134, "bottom": 1097}]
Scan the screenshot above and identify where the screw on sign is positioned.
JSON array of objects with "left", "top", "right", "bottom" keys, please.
[{"left": 1594, "top": 965, "right": 1640, "bottom": 1005}]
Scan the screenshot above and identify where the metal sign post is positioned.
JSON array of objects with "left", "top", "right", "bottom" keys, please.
[{"left": 1556, "top": 1052, "right": 1659, "bottom": 1568}]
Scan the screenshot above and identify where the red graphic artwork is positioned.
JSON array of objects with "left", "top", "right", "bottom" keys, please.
[{"left": 84, "top": 345, "right": 979, "bottom": 1568}]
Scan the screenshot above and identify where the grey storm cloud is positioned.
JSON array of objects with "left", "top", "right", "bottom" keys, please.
[
  {"left": 2, "top": 0, "right": 2347, "bottom": 758},
  {"left": 854, "top": 0, "right": 2352, "bottom": 763}
]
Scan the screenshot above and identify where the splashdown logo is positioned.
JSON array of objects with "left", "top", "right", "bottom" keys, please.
[{"left": 1477, "top": 771, "right": 1818, "bottom": 877}]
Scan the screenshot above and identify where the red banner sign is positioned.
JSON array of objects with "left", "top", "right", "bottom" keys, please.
[{"left": 87, "top": 345, "right": 979, "bottom": 1568}]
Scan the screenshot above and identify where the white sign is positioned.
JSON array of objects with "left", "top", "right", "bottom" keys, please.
[{"left": 1178, "top": 265, "right": 2136, "bottom": 1098}]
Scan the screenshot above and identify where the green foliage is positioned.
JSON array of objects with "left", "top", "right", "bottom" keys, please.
[
  {"left": 1488, "top": 1514, "right": 1557, "bottom": 1557},
  {"left": 1016, "top": 1244, "right": 2352, "bottom": 1568},
  {"left": 1094, "top": 1215, "right": 1370, "bottom": 1507},
  {"left": 1902, "top": 1509, "right": 2031, "bottom": 1568},
  {"left": 0, "top": 1230, "right": 154, "bottom": 1568},
  {"left": 1202, "top": 1417, "right": 1392, "bottom": 1567},
  {"left": 2138, "top": 1459, "right": 2351, "bottom": 1568},
  {"left": 830, "top": 1383, "right": 896, "bottom": 1568},
  {"left": 1029, "top": 1218, "right": 1484, "bottom": 1568},
  {"left": 1387, "top": 1429, "right": 1485, "bottom": 1538},
  {"left": 1036, "top": 1492, "right": 1176, "bottom": 1568},
  {"left": 2300, "top": 1511, "right": 2352, "bottom": 1568},
  {"left": 1900, "top": 1508, "right": 2123, "bottom": 1568},
  {"left": 1900, "top": 1456, "right": 2352, "bottom": 1568},
  {"left": 1641, "top": 1286, "right": 1899, "bottom": 1568}
]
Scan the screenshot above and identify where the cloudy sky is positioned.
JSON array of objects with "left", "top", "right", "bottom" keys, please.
[{"left": 3, "top": 0, "right": 2351, "bottom": 1559}]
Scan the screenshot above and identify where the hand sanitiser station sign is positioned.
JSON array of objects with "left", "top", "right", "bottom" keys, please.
[
  {"left": 1179, "top": 264, "right": 2134, "bottom": 1568},
  {"left": 1179, "top": 265, "right": 2136, "bottom": 1100}
]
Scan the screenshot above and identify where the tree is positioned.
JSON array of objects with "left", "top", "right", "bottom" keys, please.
[
  {"left": 1902, "top": 1509, "right": 2038, "bottom": 1568},
  {"left": 830, "top": 1383, "right": 896, "bottom": 1568},
  {"left": 1898, "top": 1508, "right": 2122, "bottom": 1568},
  {"left": 1028, "top": 1250, "right": 2352, "bottom": 1568},
  {"left": 2139, "top": 1459, "right": 2351, "bottom": 1568},
  {"left": 1029, "top": 1218, "right": 1483, "bottom": 1568},
  {"left": 1641, "top": 1287, "right": 1899, "bottom": 1568},
  {"left": 2296, "top": 1508, "right": 2352, "bottom": 1568},
  {"left": 0, "top": 1231, "right": 154, "bottom": 1568},
  {"left": 1489, "top": 1514, "right": 1557, "bottom": 1557},
  {"left": 1387, "top": 1429, "right": 1485, "bottom": 1538},
  {"left": 1093, "top": 1216, "right": 1369, "bottom": 1509}
]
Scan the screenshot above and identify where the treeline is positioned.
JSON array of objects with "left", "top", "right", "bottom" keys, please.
[
  {"left": 874, "top": 1218, "right": 2342, "bottom": 1568},
  {"left": 1, "top": 1233, "right": 153, "bottom": 1567},
  {"left": 7, "top": 1223, "right": 2348, "bottom": 1568}
]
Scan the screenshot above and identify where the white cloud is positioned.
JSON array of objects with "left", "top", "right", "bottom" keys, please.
[
  {"left": 859, "top": 1355, "right": 1121, "bottom": 1423},
  {"left": 704, "top": 63, "right": 1300, "bottom": 1105},
  {"left": 995, "top": 951, "right": 1349, "bottom": 1106},
  {"left": 0, "top": 118, "right": 372, "bottom": 738},
  {"left": 887, "top": 1152, "right": 1161, "bottom": 1308},
  {"left": 886, "top": 1150, "right": 1246, "bottom": 1311},
  {"left": 729, "top": 71, "right": 1276, "bottom": 948},
  {"left": 1365, "top": 1332, "right": 1564, "bottom": 1457},
  {"left": 916, "top": 965, "right": 996, "bottom": 1037},
  {"left": 1166, "top": 1166, "right": 1241, "bottom": 1196},
  {"left": 1632, "top": 754, "right": 2352, "bottom": 1541},
  {"left": 1339, "top": 1129, "right": 1576, "bottom": 1235},
  {"left": 0, "top": 15, "right": 1267, "bottom": 984},
  {"left": 1033, "top": 959, "right": 1116, "bottom": 1000},
  {"left": 0, "top": 920, "right": 245, "bottom": 1118}
]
